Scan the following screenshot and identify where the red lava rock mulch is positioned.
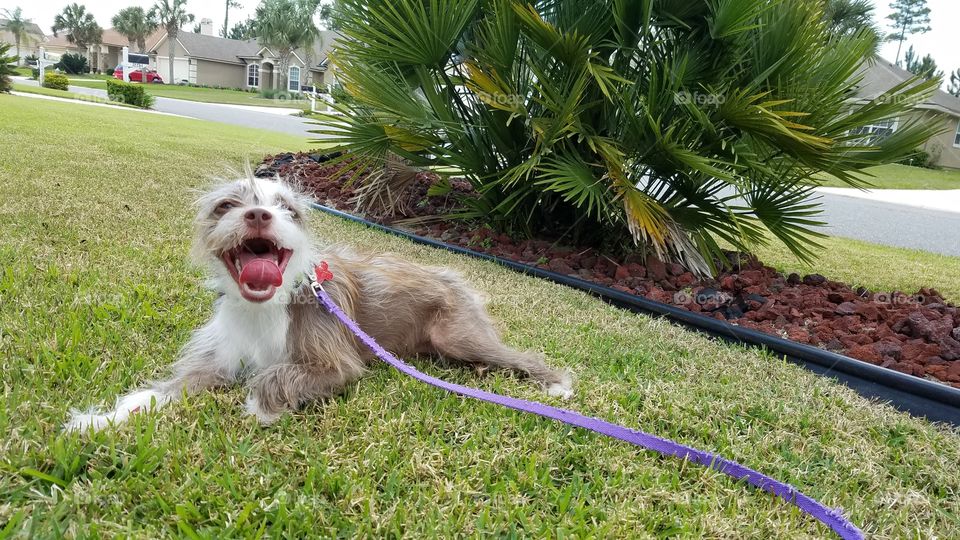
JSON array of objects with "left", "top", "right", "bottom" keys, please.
[{"left": 258, "top": 152, "right": 960, "bottom": 389}]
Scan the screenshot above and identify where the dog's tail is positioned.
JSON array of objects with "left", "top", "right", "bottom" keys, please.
[{"left": 64, "top": 388, "right": 173, "bottom": 432}]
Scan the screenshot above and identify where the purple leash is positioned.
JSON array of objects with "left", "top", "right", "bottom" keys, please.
[{"left": 309, "top": 276, "right": 864, "bottom": 539}]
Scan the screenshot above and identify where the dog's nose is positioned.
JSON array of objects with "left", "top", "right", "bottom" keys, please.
[{"left": 244, "top": 208, "right": 273, "bottom": 227}]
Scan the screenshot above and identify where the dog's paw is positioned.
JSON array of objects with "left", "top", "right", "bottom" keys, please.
[
  {"left": 63, "top": 410, "right": 113, "bottom": 433},
  {"left": 546, "top": 372, "right": 574, "bottom": 400},
  {"left": 244, "top": 394, "right": 283, "bottom": 425}
]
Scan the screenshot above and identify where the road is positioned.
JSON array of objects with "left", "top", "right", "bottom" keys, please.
[
  {"left": 814, "top": 190, "right": 960, "bottom": 256},
  {"left": 15, "top": 78, "right": 321, "bottom": 138},
  {"left": 11, "top": 80, "right": 959, "bottom": 256}
]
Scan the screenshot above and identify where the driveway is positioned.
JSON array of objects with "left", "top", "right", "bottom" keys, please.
[{"left": 15, "top": 78, "right": 321, "bottom": 138}]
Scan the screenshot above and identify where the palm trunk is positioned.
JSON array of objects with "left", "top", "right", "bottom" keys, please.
[
  {"left": 15, "top": 37, "right": 21, "bottom": 66},
  {"left": 223, "top": 0, "right": 230, "bottom": 38},
  {"left": 167, "top": 28, "right": 177, "bottom": 83},
  {"left": 279, "top": 52, "right": 290, "bottom": 92},
  {"left": 894, "top": 22, "right": 906, "bottom": 65}
]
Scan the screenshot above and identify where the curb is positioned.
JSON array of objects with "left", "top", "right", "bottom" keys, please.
[{"left": 310, "top": 203, "right": 960, "bottom": 426}]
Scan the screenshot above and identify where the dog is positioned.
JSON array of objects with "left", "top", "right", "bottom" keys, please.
[{"left": 65, "top": 175, "right": 572, "bottom": 431}]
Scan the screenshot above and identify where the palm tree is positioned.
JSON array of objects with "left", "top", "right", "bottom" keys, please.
[
  {"left": 222, "top": 0, "right": 242, "bottom": 38},
  {"left": 823, "top": 0, "right": 880, "bottom": 50},
  {"left": 255, "top": 0, "right": 320, "bottom": 91},
  {"left": 150, "top": 0, "right": 194, "bottom": 84},
  {"left": 112, "top": 7, "right": 158, "bottom": 53},
  {"left": 1, "top": 7, "right": 34, "bottom": 66},
  {"left": 324, "top": 0, "right": 942, "bottom": 273},
  {"left": 51, "top": 3, "right": 102, "bottom": 67}
]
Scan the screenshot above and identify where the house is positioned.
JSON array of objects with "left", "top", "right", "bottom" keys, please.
[
  {"left": 42, "top": 27, "right": 165, "bottom": 73},
  {"left": 853, "top": 58, "right": 960, "bottom": 169},
  {"left": 0, "top": 18, "right": 45, "bottom": 61},
  {"left": 147, "top": 19, "right": 340, "bottom": 91}
]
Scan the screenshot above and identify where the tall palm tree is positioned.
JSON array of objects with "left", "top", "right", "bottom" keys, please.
[
  {"left": 1, "top": 7, "right": 34, "bottom": 66},
  {"left": 51, "top": 3, "right": 102, "bottom": 67},
  {"left": 150, "top": 0, "right": 194, "bottom": 84},
  {"left": 255, "top": 0, "right": 320, "bottom": 91},
  {"left": 222, "top": 0, "right": 242, "bottom": 38},
  {"left": 112, "top": 7, "right": 158, "bottom": 53}
]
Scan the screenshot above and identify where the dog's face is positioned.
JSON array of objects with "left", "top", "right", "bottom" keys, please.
[{"left": 193, "top": 177, "right": 312, "bottom": 303}]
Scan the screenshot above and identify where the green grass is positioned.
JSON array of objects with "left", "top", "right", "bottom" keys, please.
[
  {"left": 70, "top": 79, "right": 312, "bottom": 110},
  {"left": 751, "top": 235, "right": 960, "bottom": 302},
  {"left": 816, "top": 163, "right": 960, "bottom": 190},
  {"left": 13, "top": 66, "right": 33, "bottom": 77},
  {"left": 1, "top": 95, "right": 959, "bottom": 538},
  {"left": 12, "top": 82, "right": 139, "bottom": 109}
]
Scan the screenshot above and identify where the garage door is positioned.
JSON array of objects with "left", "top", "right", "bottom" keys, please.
[{"left": 155, "top": 57, "right": 190, "bottom": 84}]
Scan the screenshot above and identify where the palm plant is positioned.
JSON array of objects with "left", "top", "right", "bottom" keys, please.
[
  {"left": 321, "top": 0, "right": 942, "bottom": 274},
  {"left": 255, "top": 0, "right": 321, "bottom": 91},
  {"left": 150, "top": 0, "right": 194, "bottom": 84},
  {"left": 1, "top": 7, "right": 34, "bottom": 66},
  {"left": 823, "top": 0, "right": 880, "bottom": 48},
  {"left": 52, "top": 3, "right": 103, "bottom": 67},
  {"left": 112, "top": 7, "right": 158, "bottom": 53}
]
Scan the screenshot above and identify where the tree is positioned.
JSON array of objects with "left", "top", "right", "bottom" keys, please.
[
  {"left": 948, "top": 69, "right": 960, "bottom": 98},
  {"left": 222, "top": 0, "right": 242, "bottom": 38},
  {"left": 887, "top": 0, "right": 931, "bottom": 65},
  {"left": 1, "top": 7, "right": 34, "bottom": 66},
  {"left": 904, "top": 46, "right": 942, "bottom": 80},
  {"left": 822, "top": 0, "right": 879, "bottom": 50},
  {"left": 324, "top": 0, "right": 942, "bottom": 273},
  {"left": 255, "top": 0, "right": 320, "bottom": 91},
  {"left": 51, "top": 3, "right": 102, "bottom": 67},
  {"left": 150, "top": 0, "right": 194, "bottom": 85},
  {"left": 227, "top": 17, "right": 255, "bottom": 40},
  {"left": 112, "top": 7, "right": 158, "bottom": 52},
  {"left": 0, "top": 42, "right": 17, "bottom": 92}
]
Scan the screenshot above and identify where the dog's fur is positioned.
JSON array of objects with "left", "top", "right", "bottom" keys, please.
[{"left": 65, "top": 176, "right": 572, "bottom": 431}]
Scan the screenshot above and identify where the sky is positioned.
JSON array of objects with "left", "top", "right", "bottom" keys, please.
[
  {"left": 871, "top": 0, "right": 959, "bottom": 78},
  {"left": 3, "top": 0, "right": 957, "bottom": 79},
  {"left": 1, "top": 1, "right": 263, "bottom": 38}
]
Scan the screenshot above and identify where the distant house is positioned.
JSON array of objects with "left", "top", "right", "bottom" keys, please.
[
  {"left": 147, "top": 19, "right": 340, "bottom": 91},
  {"left": 42, "top": 27, "right": 165, "bottom": 72},
  {"left": 0, "top": 17, "right": 45, "bottom": 60},
  {"left": 853, "top": 58, "right": 960, "bottom": 170}
]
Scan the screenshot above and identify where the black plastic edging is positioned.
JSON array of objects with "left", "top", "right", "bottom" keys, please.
[{"left": 310, "top": 202, "right": 960, "bottom": 426}]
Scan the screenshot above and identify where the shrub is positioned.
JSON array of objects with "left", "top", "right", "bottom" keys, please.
[
  {"left": 55, "top": 52, "right": 89, "bottom": 75},
  {"left": 106, "top": 79, "right": 155, "bottom": 108},
  {"left": 42, "top": 73, "right": 69, "bottom": 91},
  {"left": 0, "top": 43, "right": 15, "bottom": 93},
  {"left": 23, "top": 54, "right": 39, "bottom": 66},
  {"left": 326, "top": 0, "right": 942, "bottom": 273}
]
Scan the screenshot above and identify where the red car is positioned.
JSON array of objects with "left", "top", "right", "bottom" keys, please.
[{"left": 113, "top": 66, "right": 164, "bottom": 83}]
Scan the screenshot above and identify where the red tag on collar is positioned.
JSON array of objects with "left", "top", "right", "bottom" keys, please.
[{"left": 314, "top": 261, "right": 334, "bottom": 284}]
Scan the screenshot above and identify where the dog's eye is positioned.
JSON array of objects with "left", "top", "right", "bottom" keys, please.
[{"left": 217, "top": 201, "right": 236, "bottom": 212}]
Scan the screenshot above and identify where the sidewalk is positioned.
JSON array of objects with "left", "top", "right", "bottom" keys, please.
[{"left": 815, "top": 186, "right": 960, "bottom": 214}]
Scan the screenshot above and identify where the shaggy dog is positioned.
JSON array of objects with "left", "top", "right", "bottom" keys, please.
[{"left": 66, "top": 176, "right": 572, "bottom": 431}]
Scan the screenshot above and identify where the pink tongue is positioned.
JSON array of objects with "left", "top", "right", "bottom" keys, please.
[{"left": 239, "top": 259, "right": 283, "bottom": 290}]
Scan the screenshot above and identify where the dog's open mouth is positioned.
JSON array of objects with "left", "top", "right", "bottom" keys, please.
[{"left": 221, "top": 238, "right": 293, "bottom": 302}]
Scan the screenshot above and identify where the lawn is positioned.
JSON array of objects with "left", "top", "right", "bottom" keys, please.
[
  {"left": 815, "top": 163, "right": 960, "bottom": 190},
  {"left": 1, "top": 95, "right": 959, "bottom": 538},
  {"left": 11, "top": 83, "right": 138, "bottom": 109},
  {"left": 69, "top": 79, "right": 312, "bottom": 110}
]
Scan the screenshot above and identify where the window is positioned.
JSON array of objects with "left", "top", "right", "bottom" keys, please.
[
  {"left": 247, "top": 63, "right": 259, "bottom": 88},
  {"left": 288, "top": 66, "right": 300, "bottom": 92},
  {"left": 849, "top": 117, "right": 898, "bottom": 144},
  {"left": 954, "top": 119, "right": 960, "bottom": 147}
]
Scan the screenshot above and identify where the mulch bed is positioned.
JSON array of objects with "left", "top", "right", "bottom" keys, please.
[{"left": 258, "top": 152, "right": 960, "bottom": 389}]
